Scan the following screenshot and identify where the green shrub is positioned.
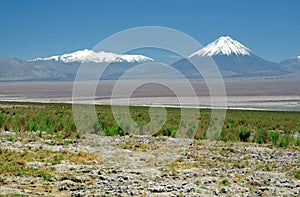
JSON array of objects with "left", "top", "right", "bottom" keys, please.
[
  {"left": 220, "top": 129, "right": 229, "bottom": 142},
  {"left": 200, "top": 131, "right": 207, "bottom": 140},
  {"left": 238, "top": 129, "right": 251, "bottom": 142},
  {"left": 157, "top": 126, "right": 172, "bottom": 136},
  {"left": 257, "top": 124, "right": 262, "bottom": 129},
  {"left": 276, "top": 135, "right": 291, "bottom": 148},
  {"left": 255, "top": 135, "right": 264, "bottom": 144},
  {"left": 63, "top": 117, "right": 74, "bottom": 137},
  {"left": 254, "top": 130, "right": 268, "bottom": 144},
  {"left": 294, "top": 170, "right": 300, "bottom": 179},
  {"left": 103, "top": 126, "right": 115, "bottom": 136},
  {"left": 294, "top": 138, "right": 300, "bottom": 146},
  {"left": 268, "top": 131, "right": 279, "bottom": 145},
  {"left": 30, "top": 122, "right": 37, "bottom": 132},
  {"left": 101, "top": 125, "right": 125, "bottom": 136},
  {"left": 7, "top": 136, "right": 15, "bottom": 142},
  {"left": 51, "top": 154, "right": 64, "bottom": 165},
  {"left": 44, "top": 116, "right": 51, "bottom": 127},
  {"left": 230, "top": 119, "right": 235, "bottom": 128},
  {"left": 13, "top": 117, "right": 20, "bottom": 132},
  {"left": 0, "top": 113, "right": 5, "bottom": 128},
  {"left": 229, "top": 133, "right": 236, "bottom": 141},
  {"left": 37, "top": 170, "right": 53, "bottom": 181},
  {"left": 170, "top": 129, "right": 177, "bottom": 137},
  {"left": 221, "top": 179, "right": 229, "bottom": 186},
  {"left": 238, "top": 119, "right": 246, "bottom": 125}
]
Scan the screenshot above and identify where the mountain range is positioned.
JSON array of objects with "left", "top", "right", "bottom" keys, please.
[{"left": 0, "top": 36, "right": 299, "bottom": 81}]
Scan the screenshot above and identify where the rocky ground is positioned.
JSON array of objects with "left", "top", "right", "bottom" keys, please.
[{"left": 0, "top": 131, "right": 299, "bottom": 196}]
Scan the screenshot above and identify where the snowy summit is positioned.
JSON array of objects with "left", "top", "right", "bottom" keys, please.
[
  {"left": 190, "top": 36, "right": 252, "bottom": 57},
  {"left": 33, "top": 49, "right": 154, "bottom": 63}
]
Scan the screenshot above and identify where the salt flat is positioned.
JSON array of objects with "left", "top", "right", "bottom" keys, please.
[{"left": 0, "top": 78, "right": 300, "bottom": 111}]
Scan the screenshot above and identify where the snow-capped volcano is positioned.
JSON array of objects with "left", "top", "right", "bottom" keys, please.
[
  {"left": 190, "top": 36, "right": 252, "bottom": 57},
  {"left": 33, "top": 49, "right": 154, "bottom": 63},
  {"left": 172, "top": 36, "right": 286, "bottom": 78}
]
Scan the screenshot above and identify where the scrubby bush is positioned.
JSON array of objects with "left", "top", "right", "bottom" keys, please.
[
  {"left": 294, "top": 170, "right": 300, "bottom": 179},
  {"left": 253, "top": 130, "right": 268, "bottom": 144},
  {"left": 238, "top": 129, "right": 251, "bottom": 142},
  {"left": 170, "top": 128, "right": 177, "bottom": 137},
  {"left": 100, "top": 125, "right": 125, "bottom": 136},
  {"left": 255, "top": 135, "right": 264, "bottom": 144},
  {"left": 221, "top": 179, "right": 229, "bottom": 186},
  {"left": 0, "top": 113, "right": 5, "bottom": 128},
  {"left": 276, "top": 135, "right": 292, "bottom": 148},
  {"left": 220, "top": 129, "right": 229, "bottom": 142},
  {"left": 268, "top": 131, "right": 279, "bottom": 145}
]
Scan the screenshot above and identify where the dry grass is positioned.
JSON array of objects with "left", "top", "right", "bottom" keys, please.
[{"left": 0, "top": 147, "right": 102, "bottom": 181}]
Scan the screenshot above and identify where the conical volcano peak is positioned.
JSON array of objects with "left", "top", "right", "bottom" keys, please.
[{"left": 190, "top": 36, "right": 252, "bottom": 57}]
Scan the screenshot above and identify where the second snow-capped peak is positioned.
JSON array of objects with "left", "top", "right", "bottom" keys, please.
[
  {"left": 33, "top": 49, "right": 154, "bottom": 63},
  {"left": 190, "top": 36, "right": 252, "bottom": 57}
]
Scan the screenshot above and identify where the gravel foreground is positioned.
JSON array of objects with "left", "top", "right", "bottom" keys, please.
[{"left": 0, "top": 131, "right": 299, "bottom": 196}]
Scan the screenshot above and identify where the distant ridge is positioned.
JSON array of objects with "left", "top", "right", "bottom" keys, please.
[
  {"left": 0, "top": 36, "right": 299, "bottom": 81},
  {"left": 32, "top": 49, "right": 154, "bottom": 63}
]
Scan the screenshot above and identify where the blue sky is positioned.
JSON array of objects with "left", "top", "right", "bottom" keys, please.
[{"left": 0, "top": 0, "right": 299, "bottom": 62}]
